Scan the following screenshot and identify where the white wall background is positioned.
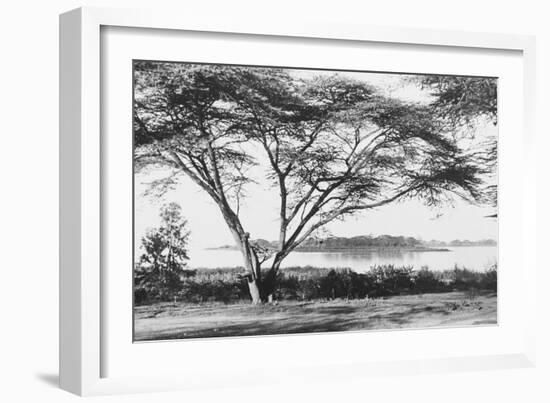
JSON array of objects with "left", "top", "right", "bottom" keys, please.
[{"left": 0, "top": 1, "right": 547, "bottom": 402}]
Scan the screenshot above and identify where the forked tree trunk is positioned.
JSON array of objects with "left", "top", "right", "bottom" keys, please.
[
  {"left": 241, "top": 253, "right": 279, "bottom": 304},
  {"left": 221, "top": 209, "right": 284, "bottom": 304}
]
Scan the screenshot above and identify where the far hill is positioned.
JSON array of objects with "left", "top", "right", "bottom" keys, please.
[
  {"left": 296, "top": 235, "right": 429, "bottom": 251},
  {"left": 424, "top": 239, "right": 497, "bottom": 247}
]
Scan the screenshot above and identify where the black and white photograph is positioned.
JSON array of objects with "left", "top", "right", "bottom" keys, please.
[{"left": 132, "top": 61, "right": 498, "bottom": 341}]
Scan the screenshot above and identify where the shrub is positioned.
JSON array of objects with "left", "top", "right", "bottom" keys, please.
[
  {"left": 413, "top": 266, "right": 448, "bottom": 293},
  {"left": 366, "top": 265, "right": 415, "bottom": 297},
  {"left": 479, "top": 264, "right": 497, "bottom": 291},
  {"left": 134, "top": 288, "right": 149, "bottom": 305}
]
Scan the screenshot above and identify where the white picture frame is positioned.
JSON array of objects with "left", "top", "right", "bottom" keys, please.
[{"left": 59, "top": 6, "right": 537, "bottom": 396}]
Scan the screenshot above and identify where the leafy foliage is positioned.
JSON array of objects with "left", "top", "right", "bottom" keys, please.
[
  {"left": 134, "top": 203, "right": 190, "bottom": 302},
  {"left": 420, "top": 76, "right": 497, "bottom": 127},
  {"left": 418, "top": 75, "right": 498, "bottom": 208}
]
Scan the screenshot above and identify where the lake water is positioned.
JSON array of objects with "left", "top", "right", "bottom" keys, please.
[{"left": 187, "top": 246, "right": 498, "bottom": 272}]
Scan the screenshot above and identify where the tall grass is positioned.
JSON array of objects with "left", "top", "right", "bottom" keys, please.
[{"left": 135, "top": 264, "right": 497, "bottom": 304}]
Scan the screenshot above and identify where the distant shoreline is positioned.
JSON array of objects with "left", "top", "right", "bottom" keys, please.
[
  {"left": 287, "top": 247, "right": 450, "bottom": 253},
  {"left": 205, "top": 246, "right": 452, "bottom": 253},
  {"left": 206, "top": 235, "right": 497, "bottom": 253}
]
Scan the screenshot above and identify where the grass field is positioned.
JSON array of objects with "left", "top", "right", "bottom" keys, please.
[{"left": 134, "top": 291, "right": 497, "bottom": 341}]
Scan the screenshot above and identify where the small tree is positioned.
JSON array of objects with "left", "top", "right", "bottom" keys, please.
[{"left": 135, "top": 203, "right": 190, "bottom": 302}]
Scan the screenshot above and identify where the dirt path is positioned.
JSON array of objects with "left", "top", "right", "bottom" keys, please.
[{"left": 134, "top": 291, "right": 497, "bottom": 341}]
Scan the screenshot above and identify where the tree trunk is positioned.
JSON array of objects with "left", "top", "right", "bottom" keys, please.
[
  {"left": 260, "top": 263, "right": 279, "bottom": 303},
  {"left": 234, "top": 239, "right": 265, "bottom": 304},
  {"left": 228, "top": 224, "right": 285, "bottom": 304},
  {"left": 247, "top": 279, "right": 262, "bottom": 304},
  {"left": 244, "top": 268, "right": 277, "bottom": 304}
]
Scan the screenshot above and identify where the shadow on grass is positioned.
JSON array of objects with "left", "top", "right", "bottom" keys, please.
[
  {"left": 134, "top": 292, "right": 498, "bottom": 341},
  {"left": 139, "top": 303, "right": 453, "bottom": 341}
]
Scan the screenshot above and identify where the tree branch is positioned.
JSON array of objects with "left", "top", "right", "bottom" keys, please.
[{"left": 288, "top": 184, "right": 421, "bottom": 251}]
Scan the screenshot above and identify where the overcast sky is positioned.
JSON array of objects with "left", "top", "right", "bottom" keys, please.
[{"left": 134, "top": 68, "right": 497, "bottom": 254}]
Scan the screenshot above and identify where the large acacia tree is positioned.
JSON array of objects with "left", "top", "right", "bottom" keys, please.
[{"left": 134, "top": 62, "right": 492, "bottom": 303}]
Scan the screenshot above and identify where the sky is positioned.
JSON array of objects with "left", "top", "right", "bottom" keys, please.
[{"left": 134, "top": 67, "right": 498, "bottom": 255}]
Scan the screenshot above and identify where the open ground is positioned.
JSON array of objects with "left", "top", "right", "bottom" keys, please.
[{"left": 134, "top": 291, "right": 497, "bottom": 341}]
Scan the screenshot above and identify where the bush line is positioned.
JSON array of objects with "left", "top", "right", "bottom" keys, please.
[{"left": 134, "top": 264, "right": 497, "bottom": 304}]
